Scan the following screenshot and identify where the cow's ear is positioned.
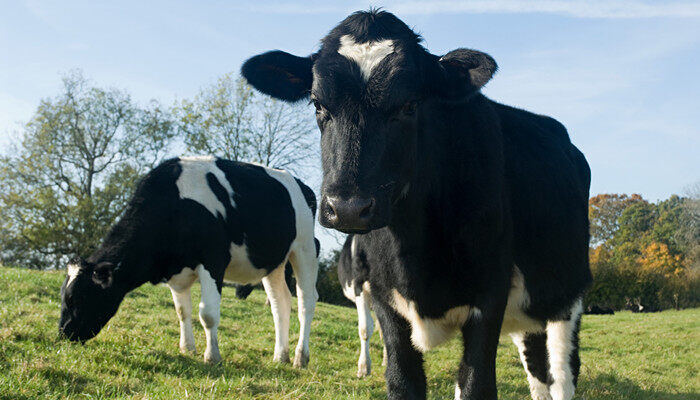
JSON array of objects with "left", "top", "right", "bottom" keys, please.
[
  {"left": 241, "top": 50, "right": 313, "bottom": 102},
  {"left": 92, "top": 262, "right": 114, "bottom": 289},
  {"left": 437, "top": 48, "right": 497, "bottom": 99}
]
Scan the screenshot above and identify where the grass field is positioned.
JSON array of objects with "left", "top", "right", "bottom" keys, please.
[{"left": 1, "top": 266, "right": 698, "bottom": 399}]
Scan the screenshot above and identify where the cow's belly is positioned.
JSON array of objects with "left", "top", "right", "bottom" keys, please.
[
  {"left": 222, "top": 242, "right": 269, "bottom": 284},
  {"left": 390, "top": 267, "right": 543, "bottom": 352}
]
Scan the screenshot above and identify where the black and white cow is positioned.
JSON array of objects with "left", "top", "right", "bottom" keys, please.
[
  {"left": 59, "top": 156, "right": 319, "bottom": 368},
  {"left": 242, "top": 10, "right": 592, "bottom": 400},
  {"left": 337, "top": 234, "right": 387, "bottom": 378}
]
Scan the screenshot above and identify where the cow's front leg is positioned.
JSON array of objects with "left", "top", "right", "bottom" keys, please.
[
  {"left": 196, "top": 265, "right": 222, "bottom": 364},
  {"left": 289, "top": 242, "right": 319, "bottom": 368},
  {"left": 456, "top": 300, "right": 506, "bottom": 400},
  {"left": 355, "top": 287, "right": 374, "bottom": 377},
  {"left": 261, "top": 263, "right": 292, "bottom": 363},
  {"left": 374, "top": 298, "right": 426, "bottom": 400}
]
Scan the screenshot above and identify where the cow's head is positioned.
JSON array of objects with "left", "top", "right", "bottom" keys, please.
[
  {"left": 59, "top": 257, "right": 128, "bottom": 342},
  {"left": 242, "top": 10, "right": 497, "bottom": 233}
]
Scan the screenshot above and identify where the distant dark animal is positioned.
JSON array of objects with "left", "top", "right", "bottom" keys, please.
[
  {"left": 242, "top": 9, "right": 591, "bottom": 399},
  {"left": 59, "top": 156, "right": 319, "bottom": 367},
  {"left": 584, "top": 305, "right": 614, "bottom": 315},
  {"left": 625, "top": 298, "right": 660, "bottom": 313},
  {"left": 337, "top": 235, "right": 387, "bottom": 377}
]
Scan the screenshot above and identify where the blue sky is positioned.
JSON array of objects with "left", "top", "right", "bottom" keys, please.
[{"left": 1, "top": 0, "right": 699, "bottom": 252}]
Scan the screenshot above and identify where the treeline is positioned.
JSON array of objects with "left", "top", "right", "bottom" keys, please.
[
  {"left": 586, "top": 193, "right": 700, "bottom": 310},
  {"left": 0, "top": 71, "right": 315, "bottom": 269}
]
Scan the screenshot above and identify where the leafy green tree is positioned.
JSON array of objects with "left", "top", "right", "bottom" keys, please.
[
  {"left": 588, "top": 193, "right": 645, "bottom": 247},
  {"left": 0, "top": 71, "right": 175, "bottom": 269},
  {"left": 174, "top": 75, "right": 316, "bottom": 173}
]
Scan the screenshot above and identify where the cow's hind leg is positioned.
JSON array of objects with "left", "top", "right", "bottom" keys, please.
[
  {"left": 196, "top": 265, "right": 223, "bottom": 364},
  {"left": 262, "top": 263, "right": 292, "bottom": 363},
  {"left": 170, "top": 285, "right": 197, "bottom": 354},
  {"left": 546, "top": 298, "right": 583, "bottom": 400},
  {"left": 168, "top": 268, "right": 198, "bottom": 354},
  {"left": 356, "top": 287, "right": 374, "bottom": 377},
  {"left": 289, "top": 241, "right": 319, "bottom": 368},
  {"left": 511, "top": 332, "right": 552, "bottom": 400}
]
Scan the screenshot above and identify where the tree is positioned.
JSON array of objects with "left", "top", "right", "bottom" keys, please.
[
  {"left": 174, "top": 75, "right": 316, "bottom": 173},
  {"left": 588, "top": 193, "right": 645, "bottom": 247},
  {"left": 0, "top": 71, "right": 175, "bottom": 269}
]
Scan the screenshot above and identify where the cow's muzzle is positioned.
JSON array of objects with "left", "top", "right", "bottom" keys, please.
[{"left": 320, "top": 195, "right": 376, "bottom": 233}]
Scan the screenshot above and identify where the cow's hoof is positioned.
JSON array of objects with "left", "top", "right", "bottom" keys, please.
[
  {"left": 357, "top": 364, "right": 371, "bottom": 378},
  {"left": 293, "top": 349, "right": 309, "bottom": 368},
  {"left": 180, "top": 344, "right": 196, "bottom": 355},
  {"left": 273, "top": 352, "right": 290, "bottom": 364},
  {"left": 204, "top": 352, "right": 222, "bottom": 364}
]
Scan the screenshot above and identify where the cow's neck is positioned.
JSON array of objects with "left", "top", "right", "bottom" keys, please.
[
  {"left": 382, "top": 94, "right": 507, "bottom": 289},
  {"left": 87, "top": 208, "right": 161, "bottom": 291}
]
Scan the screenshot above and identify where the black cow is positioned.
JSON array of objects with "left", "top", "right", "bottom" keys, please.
[
  {"left": 584, "top": 305, "right": 614, "bottom": 315},
  {"left": 242, "top": 10, "right": 591, "bottom": 399},
  {"left": 337, "top": 234, "right": 387, "bottom": 377},
  {"left": 59, "top": 156, "right": 319, "bottom": 368}
]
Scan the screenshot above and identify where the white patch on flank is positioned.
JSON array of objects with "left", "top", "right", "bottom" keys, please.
[
  {"left": 337, "top": 34, "right": 395, "bottom": 81},
  {"left": 546, "top": 298, "right": 583, "bottom": 400},
  {"left": 223, "top": 242, "right": 267, "bottom": 284},
  {"left": 501, "top": 266, "right": 544, "bottom": 334},
  {"left": 511, "top": 332, "right": 553, "bottom": 400},
  {"left": 455, "top": 383, "right": 462, "bottom": 400},
  {"left": 176, "top": 156, "right": 235, "bottom": 219},
  {"left": 390, "top": 289, "right": 479, "bottom": 352},
  {"left": 66, "top": 263, "right": 82, "bottom": 286}
]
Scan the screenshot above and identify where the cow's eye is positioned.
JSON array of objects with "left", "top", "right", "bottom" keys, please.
[{"left": 401, "top": 100, "right": 417, "bottom": 116}]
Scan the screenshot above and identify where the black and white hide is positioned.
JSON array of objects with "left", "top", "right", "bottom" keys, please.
[
  {"left": 242, "top": 10, "right": 591, "bottom": 400},
  {"left": 59, "top": 156, "right": 319, "bottom": 368}
]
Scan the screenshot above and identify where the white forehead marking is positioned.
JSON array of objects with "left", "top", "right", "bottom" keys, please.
[
  {"left": 338, "top": 34, "right": 395, "bottom": 81},
  {"left": 67, "top": 263, "right": 81, "bottom": 286},
  {"left": 176, "top": 156, "right": 236, "bottom": 219}
]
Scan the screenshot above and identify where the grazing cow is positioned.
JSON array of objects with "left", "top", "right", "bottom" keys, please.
[
  {"left": 59, "top": 156, "right": 319, "bottom": 368},
  {"left": 584, "top": 305, "right": 614, "bottom": 315},
  {"left": 242, "top": 10, "right": 591, "bottom": 399},
  {"left": 338, "top": 235, "right": 387, "bottom": 377}
]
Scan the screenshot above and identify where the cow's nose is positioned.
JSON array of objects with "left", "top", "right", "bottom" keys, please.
[{"left": 322, "top": 196, "right": 375, "bottom": 232}]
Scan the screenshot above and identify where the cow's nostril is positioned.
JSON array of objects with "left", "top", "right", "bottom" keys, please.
[
  {"left": 325, "top": 197, "right": 338, "bottom": 218},
  {"left": 358, "top": 198, "right": 374, "bottom": 219}
]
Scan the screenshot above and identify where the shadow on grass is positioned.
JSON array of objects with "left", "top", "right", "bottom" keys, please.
[
  {"left": 37, "top": 366, "right": 95, "bottom": 393},
  {"left": 583, "top": 373, "right": 700, "bottom": 400}
]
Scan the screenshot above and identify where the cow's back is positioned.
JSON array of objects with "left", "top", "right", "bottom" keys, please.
[
  {"left": 135, "top": 157, "right": 312, "bottom": 284},
  {"left": 492, "top": 101, "right": 592, "bottom": 320}
]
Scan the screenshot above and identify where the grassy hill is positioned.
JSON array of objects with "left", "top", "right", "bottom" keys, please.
[{"left": 1, "top": 266, "right": 698, "bottom": 400}]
